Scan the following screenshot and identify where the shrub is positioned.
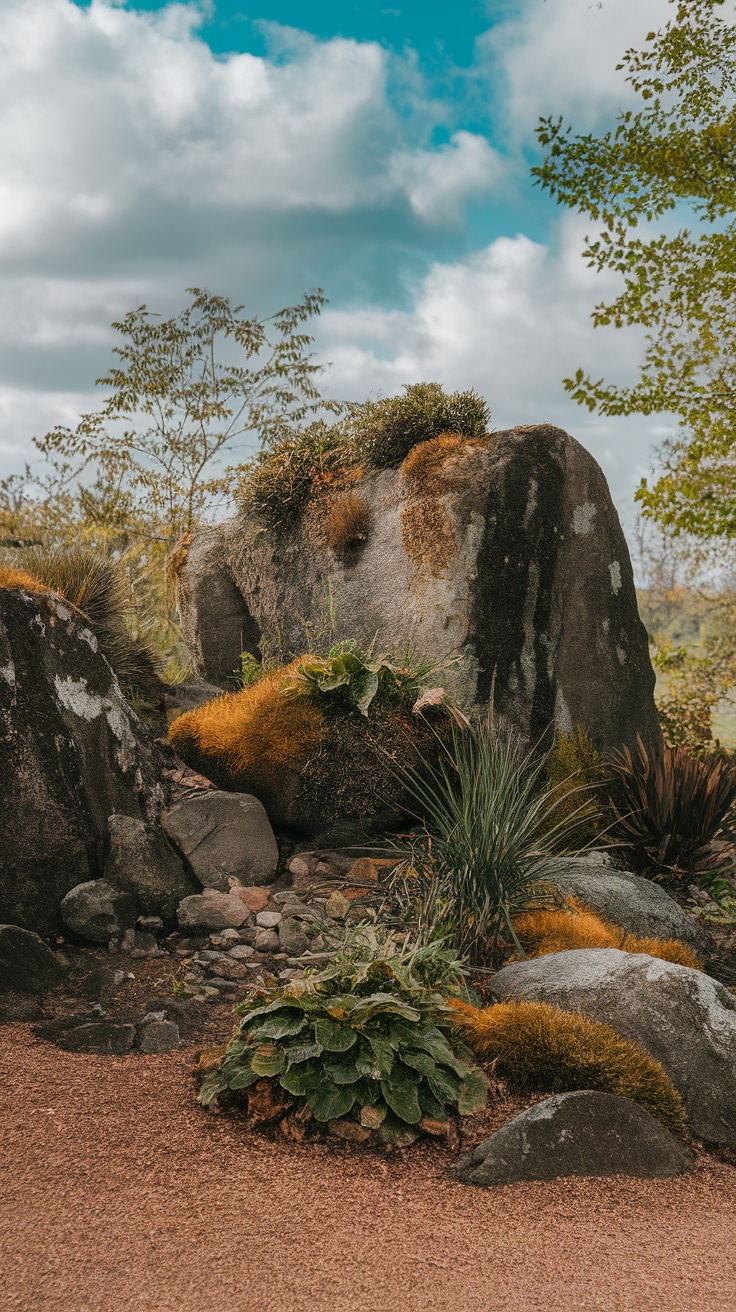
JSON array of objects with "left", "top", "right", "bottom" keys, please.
[
  {"left": 513, "top": 901, "right": 702, "bottom": 969},
  {"left": 321, "top": 491, "right": 371, "bottom": 556},
  {"left": 4, "top": 545, "right": 160, "bottom": 698},
  {"left": 387, "top": 714, "right": 601, "bottom": 965},
  {"left": 607, "top": 733, "right": 736, "bottom": 874},
  {"left": 449, "top": 998, "right": 687, "bottom": 1134},
  {"left": 352, "top": 383, "right": 491, "bottom": 469},
  {"left": 197, "top": 928, "right": 488, "bottom": 1144},
  {"left": 236, "top": 420, "right": 352, "bottom": 525}
]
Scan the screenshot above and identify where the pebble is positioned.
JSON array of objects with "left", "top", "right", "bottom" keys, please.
[
  {"left": 256, "top": 910, "right": 282, "bottom": 929},
  {"left": 325, "top": 891, "right": 350, "bottom": 920},
  {"left": 197, "top": 949, "right": 228, "bottom": 962},
  {"left": 229, "top": 945, "right": 255, "bottom": 960},
  {"left": 235, "top": 886, "right": 272, "bottom": 914},
  {"left": 207, "top": 977, "right": 239, "bottom": 991},
  {"left": 255, "top": 928, "right": 280, "bottom": 952}
]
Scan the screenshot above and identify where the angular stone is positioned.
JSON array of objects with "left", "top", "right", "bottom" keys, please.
[
  {"left": 60, "top": 880, "right": 137, "bottom": 944},
  {"left": 161, "top": 791, "right": 278, "bottom": 890},
  {"left": 105, "top": 814, "right": 195, "bottom": 921},
  {"left": 255, "top": 928, "right": 279, "bottom": 952},
  {"left": 278, "top": 918, "right": 310, "bottom": 958},
  {"left": 325, "top": 891, "right": 350, "bottom": 921},
  {"left": 0, "top": 925, "right": 65, "bottom": 994},
  {"left": 177, "top": 889, "right": 250, "bottom": 932},
  {"left": 137, "top": 1019, "right": 180, "bottom": 1054},
  {"left": 234, "top": 886, "right": 271, "bottom": 914},
  {"left": 328, "top": 1119, "right": 371, "bottom": 1143},
  {"left": 255, "top": 909, "right": 282, "bottom": 929},
  {"left": 211, "top": 957, "right": 248, "bottom": 980},
  {"left": 347, "top": 857, "right": 396, "bottom": 884},
  {"left": 453, "top": 1092, "right": 693, "bottom": 1186},
  {"left": 489, "top": 948, "right": 736, "bottom": 1149},
  {"left": 58, "top": 1021, "right": 136, "bottom": 1054},
  {"left": 548, "top": 857, "right": 704, "bottom": 947}
]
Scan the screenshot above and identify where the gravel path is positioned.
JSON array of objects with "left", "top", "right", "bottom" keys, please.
[{"left": 2, "top": 1025, "right": 735, "bottom": 1312}]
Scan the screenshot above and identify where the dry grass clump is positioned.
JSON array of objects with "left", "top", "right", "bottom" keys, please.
[
  {"left": 400, "top": 498, "right": 457, "bottom": 579},
  {"left": 321, "top": 491, "right": 372, "bottom": 556},
  {"left": 0, "top": 565, "right": 48, "bottom": 594},
  {"left": 545, "top": 726, "right": 607, "bottom": 843},
  {"left": 513, "top": 901, "right": 702, "bottom": 969},
  {"left": 449, "top": 997, "right": 688, "bottom": 1134},
  {"left": 168, "top": 662, "right": 327, "bottom": 797},
  {"left": 401, "top": 431, "right": 484, "bottom": 493},
  {"left": 398, "top": 431, "right": 491, "bottom": 578}
]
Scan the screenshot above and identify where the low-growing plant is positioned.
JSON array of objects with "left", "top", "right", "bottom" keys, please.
[
  {"left": 240, "top": 650, "right": 266, "bottom": 688},
  {"left": 545, "top": 726, "right": 608, "bottom": 842},
  {"left": 284, "top": 640, "right": 445, "bottom": 718},
  {"left": 236, "top": 420, "right": 351, "bottom": 525},
  {"left": 351, "top": 382, "right": 491, "bottom": 470},
  {"left": 513, "top": 901, "right": 702, "bottom": 969},
  {"left": 449, "top": 998, "right": 688, "bottom": 1134},
  {"left": 607, "top": 733, "right": 736, "bottom": 874},
  {"left": 387, "top": 714, "right": 602, "bottom": 965},
  {"left": 197, "top": 928, "right": 488, "bottom": 1144}
]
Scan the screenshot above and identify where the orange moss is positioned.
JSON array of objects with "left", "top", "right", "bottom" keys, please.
[
  {"left": 400, "top": 497, "right": 457, "bottom": 579},
  {"left": 168, "top": 662, "right": 327, "bottom": 796},
  {"left": 448, "top": 997, "right": 687, "bottom": 1133},
  {"left": 401, "top": 431, "right": 481, "bottom": 493},
  {"left": 398, "top": 432, "right": 490, "bottom": 579},
  {"left": 0, "top": 565, "right": 48, "bottom": 595},
  {"left": 321, "top": 491, "right": 372, "bottom": 556},
  {"left": 512, "top": 901, "right": 702, "bottom": 970}
]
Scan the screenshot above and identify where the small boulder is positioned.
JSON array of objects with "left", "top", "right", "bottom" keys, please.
[
  {"left": 0, "top": 924, "right": 66, "bottom": 994},
  {"left": 489, "top": 948, "right": 736, "bottom": 1149},
  {"left": 137, "top": 1018, "right": 180, "bottom": 1054},
  {"left": 177, "top": 889, "right": 250, "bottom": 932},
  {"left": 60, "top": 880, "right": 136, "bottom": 944},
  {"left": 453, "top": 1091, "right": 692, "bottom": 1186},
  {"left": 234, "top": 886, "right": 271, "bottom": 914},
  {"left": 161, "top": 791, "right": 278, "bottom": 890},
  {"left": 256, "top": 909, "right": 282, "bottom": 929},
  {"left": 548, "top": 858, "right": 704, "bottom": 947},
  {"left": 57, "top": 1021, "right": 136, "bottom": 1054},
  {"left": 255, "top": 928, "right": 280, "bottom": 952},
  {"left": 278, "top": 918, "right": 310, "bottom": 958},
  {"left": 105, "top": 814, "right": 195, "bottom": 920}
]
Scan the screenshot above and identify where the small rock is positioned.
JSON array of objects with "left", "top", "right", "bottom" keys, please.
[
  {"left": 160, "top": 791, "right": 278, "bottom": 890},
  {"left": 136, "top": 916, "right": 164, "bottom": 934},
  {"left": 325, "top": 891, "right": 350, "bottom": 921},
  {"left": 207, "top": 976, "right": 239, "bottom": 991},
  {"left": 419, "top": 1117, "right": 452, "bottom": 1137},
  {"left": 177, "top": 889, "right": 250, "bottom": 932},
  {"left": 211, "top": 958, "right": 249, "bottom": 980},
  {"left": 453, "top": 1091, "right": 693, "bottom": 1186},
  {"left": 57, "top": 1022, "right": 136, "bottom": 1055},
  {"left": 287, "top": 855, "right": 313, "bottom": 880},
  {"left": 197, "top": 949, "right": 227, "bottom": 962},
  {"left": 133, "top": 931, "right": 159, "bottom": 955},
  {"left": 138, "top": 1019, "right": 180, "bottom": 1054},
  {"left": 278, "top": 918, "right": 310, "bottom": 958},
  {"left": 347, "top": 857, "right": 396, "bottom": 883},
  {"left": 0, "top": 926, "right": 66, "bottom": 994},
  {"left": 234, "top": 886, "right": 271, "bottom": 914},
  {"left": 328, "top": 1118, "right": 371, "bottom": 1143},
  {"left": 212, "top": 928, "right": 241, "bottom": 943},
  {"left": 256, "top": 910, "right": 282, "bottom": 929},
  {"left": 142, "top": 1010, "right": 166, "bottom": 1023},
  {"left": 255, "top": 928, "right": 280, "bottom": 952},
  {"left": 121, "top": 928, "right": 136, "bottom": 952},
  {"left": 229, "top": 945, "right": 255, "bottom": 960},
  {"left": 60, "top": 881, "right": 137, "bottom": 945}
]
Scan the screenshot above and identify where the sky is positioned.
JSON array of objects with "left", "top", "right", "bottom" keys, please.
[{"left": 0, "top": 0, "right": 680, "bottom": 530}]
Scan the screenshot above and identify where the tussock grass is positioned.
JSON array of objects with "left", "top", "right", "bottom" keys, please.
[
  {"left": 513, "top": 901, "right": 702, "bottom": 969},
  {"left": 450, "top": 997, "right": 688, "bottom": 1134},
  {"left": 322, "top": 491, "right": 371, "bottom": 556}
]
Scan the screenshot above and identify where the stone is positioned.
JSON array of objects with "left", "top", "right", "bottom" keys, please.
[
  {"left": 229, "top": 944, "right": 255, "bottom": 960},
  {"left": 0, "top": 925, "right": 66, "bottom": 994},
  {"left": 453, "top": 1092, "right": 693, "bottom": 1186},
  {"left": 160, "top": 791, "right": 278, "bottom": 891},
  {"left": 548, "top": 857, "right": 704, "bottom": 947},
  {"left": 255, "top": 928, "right": 280, "bottom": 952},
  {"left": 234, "top": 886, "right": 271, "bottom": 914},
  {"left": 105, "top": 814, "right": 195, "bottom": 921},
  {"left": 325, "top": 891, "right": 350, "bottom": 921},
  {"left": 255, "top": 909, "right": 282, "bottom": 929},
  {"left": 278, "top": 919, "right": 310, "bottom": 958},
  {"left": 0, "top": 584, "right": 172, "bottom": 935},
  {"left": 347, "top": 857, "right": 396, "bottom": 883},
  {"left": 177, "top": 889, "right": 250, "bottom": 932},
  {"left": 328, "top": 1119, "right": 371, "bottom": 1143},
  {"left": 133, "top": 931, "right": 159, "bottom": 954},
  {"left": 57, "top": 1021, "right": 136, "bottom": 1054},
  {"left": 212, "top": 958, "right": 248, "bottom": 981},
  {"left": 214, "top": 928, "right": 241, "bottom": 942},
  {"left": 177, "top": 424, "right": 660, "bottom": 757},
  {"left": 489, "top": 948, "right": 736, "bottom": 1149},
  {"left": 419, "top": 1117, "right": 452, "bottom": 1137},
  {"left": 137, "top": 1019, "right": 180, "bottom": 1053},
  {"left": 136, "top": 915, "right": 164, "bottom": 934},
  {"left": 277, "top": 899, "right": 320, "bottom": 922},
  {"left": 60, "top": 880, "right": 137, "bottom": 944}
]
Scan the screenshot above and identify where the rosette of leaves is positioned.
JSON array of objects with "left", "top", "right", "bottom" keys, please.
[
  {"left": 285, "top": 640, "right": 452, "bottom": 718},
  {"left": 197, "top": 930, "right": 488, "bottom": 1144}
]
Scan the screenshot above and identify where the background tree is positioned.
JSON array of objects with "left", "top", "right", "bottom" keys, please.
[{"left": 533, "top": 0, "right": 736, "bottom": 538}]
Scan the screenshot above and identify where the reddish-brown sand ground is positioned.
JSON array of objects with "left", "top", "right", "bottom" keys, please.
[{"left": 2, "top": 1025, "right": 735, "bottom": 1312}]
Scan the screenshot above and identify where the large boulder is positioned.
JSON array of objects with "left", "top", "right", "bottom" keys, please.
[
  {"left": 489, "top": 949, "right": 736, "bottom": 1148},
  {"left": 0, "top": 925, "right": 66, "bottom": 994},
  {"left": 160, "top": 791, "right": 278, "bottom": 890},
  {"left": 548, "top": 857, "right": 704, "bottom": 947},
  {"left": 453, "top": 1091, "right": 692, "bottom": 1186},
  {"left": 105, "top": 814, "right": 196, "bottom": 918},
  {"left": 0, "top": 583, "right": 171, "bottom": 934},
  {"left": 177, "top": 424, "right": 660, "bottom": 752},
  {"left": 60, "top": 879, "right": 137, "bottom": 944}
]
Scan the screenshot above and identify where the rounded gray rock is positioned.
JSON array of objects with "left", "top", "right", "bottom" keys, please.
[
  {"left": 548, "top": 857, "right": 703, "bottom": 947},
  {"left": 489, "top": 948, "right": 736, "bottom": 1149},
  {"left": 453, "top": 1091, "right": 692, "bottom": 1186},
  {"left": 177, "top": 890, "right": 250, "bottom": 932},
  {"left": 105, "top": 814, "right": 195, "bottom": 920},
  {"left": 255, "top": 909, "right": 282, "bottom": 929},
  {"left": 161, "top": 791, "right": 278, "bottom": 891},
  {"left": 60, "top": 880, "right": 137, "bottom": 944},
  {"left": 137, "top": 1019, "right": 180, "bottom": 1053}
]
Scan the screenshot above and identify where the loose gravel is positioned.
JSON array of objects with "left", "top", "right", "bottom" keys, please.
[{"left": 1, "top": 1024, "right": 735, "bottom": 1312}]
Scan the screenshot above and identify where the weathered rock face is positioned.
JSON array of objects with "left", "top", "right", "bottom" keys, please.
[
  {"left": 105, "top": 814, "right": 196, "bottom": 918},
  {"left": 547, "top": 857, "right": 704, "bottom": 948},
  {"left": 453, "top": 1091, "right": 692, "bottom": 1186},
  {"left": 177, "top": 424, "right": 660, "bottom": 752},
  {"left": 489, "top": 949, "right": 736, "bottom": 1148},
  {"left": 0, "top": 585, "right": 169, "bottom": 934},
  {"left": 160, "top": 791, "right": 279, "bottom": 890},
  {"left": 0, "top": 925, "right": 66, "bottom": 994}
]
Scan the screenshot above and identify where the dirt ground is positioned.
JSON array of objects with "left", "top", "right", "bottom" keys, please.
[{"left": 2, "top": 1025, "right": 735, "bottom": 1312}]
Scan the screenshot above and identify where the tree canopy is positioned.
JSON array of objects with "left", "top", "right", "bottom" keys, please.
[{"left": 533, "top": 0, "right": 736, "bottom": 537}]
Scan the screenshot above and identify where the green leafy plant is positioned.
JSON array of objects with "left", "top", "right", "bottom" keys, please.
[
  {"left": 387, "top": 714, "right": 601, "bottom": 965},
  {"left": 239, "top": 651, "right": 266, "bottom": 688},
  {"left": 607, "top": 733, "right": 736, "bottom": 874},
  {"left": 545, "top": 726, "right": 608, "bottom": 841},
  {"left": 284, "top": 640, "right": 449, "bottom": 717},
  {"left": 197, "top": 927, "right": 488, "bottom": 1144},
  {"left": 351, "top": 382, "right": 491, "bottom": 470}
]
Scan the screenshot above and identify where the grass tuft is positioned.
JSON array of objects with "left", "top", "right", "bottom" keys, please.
[{"left": 513, "top": 901, "right": 702, "bottom": 969}]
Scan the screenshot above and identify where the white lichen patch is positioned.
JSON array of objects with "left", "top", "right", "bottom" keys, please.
[
  {"left": 54, "top": 674, "right": 137, "bottom": 753},
  {"left": 609, "top": 560, "right": 622, "bottom": 595},
  {"left": 572, "top": 502, "right": 596, "bottom": 535},
  {"left": 554, "top": 685, "right": 573, "bottom": 735},
  {"left": 55, "top": 603, "right": 71, "bottom": 622},
  {"left": 616, "top": 645, "right": 627, "bottom": 665},
  {"left": 0, "top": 660, "right": 15, "bottom": 686},
  {"left": 77, "top": 627, "right": 99, "bottom": 653}
]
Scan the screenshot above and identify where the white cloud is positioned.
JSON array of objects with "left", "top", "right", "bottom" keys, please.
[{"left": 390, "top": 131, "right": 505, "bottom": 223}]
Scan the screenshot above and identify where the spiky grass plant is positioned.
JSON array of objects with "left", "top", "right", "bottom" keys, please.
[
  {"left": 513, "top": 901, "right": 702, "bottom": 969},
  {"left": 450, "top": 998, "right": 687, "bottom": 1134},
  {"left": 388, "top": 715, "right": 601, "bottom": 965},
  {"left": 5, "top": 545, "right": 160, "bottom": 698},
  {"left": 351, "top": 382, "right": 491, "bottom": 470},
  {"left": 607, "top": 733, "right": 736, "bottom": 874}
]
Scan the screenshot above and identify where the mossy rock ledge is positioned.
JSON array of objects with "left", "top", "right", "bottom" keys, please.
[{"left": 176, "top": 424, "right": 660, "bottom": 754}]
